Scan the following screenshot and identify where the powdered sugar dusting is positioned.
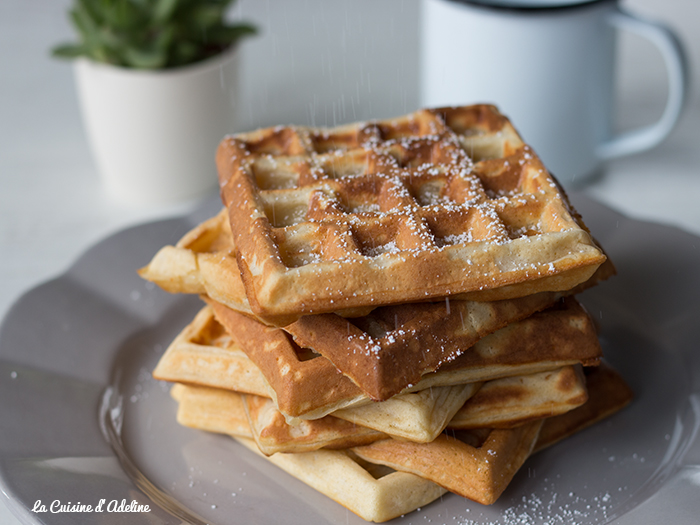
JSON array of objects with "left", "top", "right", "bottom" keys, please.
[{"left": 406, "top": 485, "right": 626, "bottom": 525}]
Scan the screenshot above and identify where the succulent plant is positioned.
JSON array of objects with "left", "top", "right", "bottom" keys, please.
[{"left": 52, "top": 0, "right": 256, "bottom": 69}]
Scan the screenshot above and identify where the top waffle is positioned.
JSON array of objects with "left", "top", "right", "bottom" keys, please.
[{"left": 217, "top": 105, "right": 606, "bottom": 323}]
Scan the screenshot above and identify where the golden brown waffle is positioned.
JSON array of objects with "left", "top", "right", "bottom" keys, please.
[
  {"left": 171, "top": 364, "right": 631, "bottom": 519},
  {"left": 139, "top": 206, "right": 614, "bottom": 399},
  {"left": 235, "top": 437, "right": 447, "bottom": 523},
  {"left": 216, "top": 105, "right": 606, "bottom": 324},
  {"left": 331, "top": 366, "right": 585, "bottom": 441},
  {"left": 352, "top": 421, "right": 543, "bottom": 506},
  {"left": 350, "top": 363, "right": 632, "bottom": 506},
  {"left": 139, "top": 205, "right": 614, "bottom": 326},
  {"left": 170, "top": 365, "right": 585, "bottom": 451},
  {"left": 157, "top": 299, "right": 603, "bottom": 421},
  {"left": 285, "top": 295, "right": 600, "bottom": 400},
  {"left": 153, "top": 306, "right": 270, "bottom": 396},
  {"left": 211, "top": 296, "right": 602, "bottom": 413},
  {"left": 172, "top": 384, "right": 386, "bottom": 455},
  {"left": 207, "top": 301, "right": 366, "bottom": 419},
  {"left": 448, "top": 365, "right": 588, "bottom": 429},
  {"left": 170, "top": 383, "right": 251, "bottom": 438},
  {"left": 332, "top": 382, "right": 480, "bottom": 443},
  {"left": 243, "top": 393, "right": 385, "bottom": 455},
  {"left": 171, "top": 362, "right": 629, "bottom": 457},
  {"left": 156, "top": 305, "right": 481, "bottom": 432},
  {"left": 534, "top": 362, "right": 634, "bottom": 452},
  {"left": 137, "top": 210, "right": 254, "bottom": 316}
]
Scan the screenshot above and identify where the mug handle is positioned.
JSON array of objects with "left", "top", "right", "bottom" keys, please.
[{"left": 597, "top": 6, "right": 689, "bottom": 161}]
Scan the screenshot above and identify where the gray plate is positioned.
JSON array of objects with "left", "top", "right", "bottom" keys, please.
[{"left": 1, "top": 193, "right": 699, "bottom": 525}]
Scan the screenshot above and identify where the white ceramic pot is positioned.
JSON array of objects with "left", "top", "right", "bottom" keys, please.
[{"left": 74, "top": 47, "right": 241, "bottom": 204}]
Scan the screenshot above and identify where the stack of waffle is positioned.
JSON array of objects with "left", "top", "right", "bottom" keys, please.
[{"left": 139, "top": 105, "right": 632, "bottom": 523}]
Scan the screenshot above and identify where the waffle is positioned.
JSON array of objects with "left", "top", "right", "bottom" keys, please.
[
  {"left": 170, "top": 364, "right": 586, "bottom": 452},
  {"left": 235, "top": 437, "right": 447, "bottom": 523},
  {"left": 447, "top": 365, "right": 588, "bottom": 429},
  {"left": 170, "top": 383, "right": 251, "bottom": 438},
  {"left": 247, "top": 383, "right": 477, "bottom": 447},
  {"left": 172, "top": 385, "right": 384, "bottom": 455},
  {"left": 534, "top": 362, "right": 634, "bottom": 452},
  {"left": 210, "top": 296, "right": 601, "bottom": 416},
  {"left": 139, "top": 206, "right": 614, "bottom": 324},
  {"left": 152, "top": 306, "right": 270, "bottom": 397},
  {"left": 157, "top": 299, "right": 602, "bottom": 421},
  {"left": 139, "top": 204, "right": 613, "bottom": 399},
  {"left": 138, "top": 210, "right": 255, "bottom": 316},
  {"left": 171, "top": 363, "right": 630, "bottom": 520},
  {"left": 207, "top": 301, "right": 365, "bottom": 419},
  {"left": 353, "top": 421, "right": 543, "bottom": 506},
  {"left": 332, "top": 382, "right": 480, "bottom": 443},
  {"left": 243, "top": 393, "right": 385, "bottom": 455},
  {"left": 171, "top": 363, "right": 624, "bottom": 459},
  {"left": 284, "top": 294, "right": 601, "bottom": 400},
  {"left": 350, "top": 364, "right": 632, "bottom": 506},
  {"left": 216, "top": 105, "right": 606, "bottom": 324},
  {"left": 156, "top": 305, "right": 481, "bottom": 433},
  {"left": 332, "top": 365, "right": 586, "bottom": 441}
]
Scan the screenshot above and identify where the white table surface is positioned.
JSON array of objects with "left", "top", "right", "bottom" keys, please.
[{"left": 1, "top": 0, "right": 699, "bottom": 523}]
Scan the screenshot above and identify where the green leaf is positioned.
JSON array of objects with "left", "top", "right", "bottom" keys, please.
[
  {"left": 70, "top": 5, "right": 100, "bottom": 43},
  {"left": 96, "top": 27, "right": 125, "bottom": 50},
  {"left": 103, "top": 0, "right": 146, "bottom": 31},
  {"left": 54, "top": 0, "right": 256, "bottom": 68},
  {"left": 207, "top": 23, "right": 257, "bottom": 45},
  {"left": 170, "top": 40, "right": 199, "bottom": 67},
  {"left": 91, "top": 45, "right": 119, "bottom": 65},
  {"left": 152, "top": 26, "right": 176, "bottom": 57},
  {"left": 51, "top": 43, "right": 88, "bottom": 59},
  {"left": 76, "top": 0, "right": 104, "bottom": 26},
  {"left": 123, "top": 46, "right": 168, "bottom": 69},
  {"left": 154, "top": 0, "right": 179, "bottom": 24},
  {"left": 189, "top": 4, "right": 226, "bottom": 30}
]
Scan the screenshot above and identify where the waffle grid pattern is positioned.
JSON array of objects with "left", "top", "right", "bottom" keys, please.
[{"left": 218, "top": 105, "right": 605, "bottom": 322}]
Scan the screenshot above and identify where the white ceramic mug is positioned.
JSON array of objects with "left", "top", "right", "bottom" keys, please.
[{"left": 420, "top": 0, "right": 689, "bottom": 186}]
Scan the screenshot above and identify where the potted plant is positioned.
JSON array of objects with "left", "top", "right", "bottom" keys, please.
[{"left": 53, "top": 0, "right": 256, "bottom": 204}]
